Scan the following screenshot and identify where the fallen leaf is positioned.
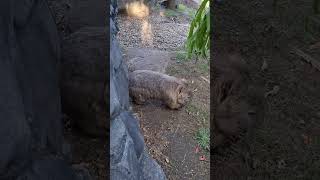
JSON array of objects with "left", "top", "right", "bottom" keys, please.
[
  {"left": 195, "top": 146, "right": 200, "bottom": 153},
  {"left": 309, "top": 41, "right": 320, "bottom": 50},
  {"left": 199, "top": 155, "right": 206, "bottom": 161},
  {"left": 302, "top": 134, "right": 312, "bottom": 145},
  {"left": 264, "top": 85, "right": 280, "bottom": 97}
]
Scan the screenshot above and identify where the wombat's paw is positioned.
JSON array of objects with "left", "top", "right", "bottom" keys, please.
[{"left": 168, "top": 103, "right": 183, "bottom": 110}]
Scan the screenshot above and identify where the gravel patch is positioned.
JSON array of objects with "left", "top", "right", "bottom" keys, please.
[{"left": 117, "top": 10, "right": 191, "bottom": 51}]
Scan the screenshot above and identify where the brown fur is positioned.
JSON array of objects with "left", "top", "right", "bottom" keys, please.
[
  {"left": 128, "top": 70, "right": 190, "bottom": 109},
  {"left": 212, "top": 52, "right": 264, "bottom": 148}
]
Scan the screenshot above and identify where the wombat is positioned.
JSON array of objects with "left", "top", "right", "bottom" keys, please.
[
  {"left": 212, "top": 52, "right": 264, "bottom": 148},
  {"left": 128, "top": 70, "right": 190, "bottom": 109}
]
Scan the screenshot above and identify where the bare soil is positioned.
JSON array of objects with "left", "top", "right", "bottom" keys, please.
[{"left": 212, "top": 0, "right": 320, "bottom": 179}]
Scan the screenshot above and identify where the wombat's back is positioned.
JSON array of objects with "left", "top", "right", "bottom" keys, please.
[
  {"left": 129, "top": 70, "right": 177, "bottom": 99},
  {"left": 128, "top": 70, "right": 189, "bottom": 109},
  {"left": 129, "top": 70, "right": 176, "bottom": 94}
]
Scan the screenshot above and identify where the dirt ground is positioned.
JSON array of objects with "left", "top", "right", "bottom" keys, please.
[
  {"left": 212, "top": 0, "right": 320, "bottom": 179},
  {"left": 117, "top": 1, "right": 211, "bottom": 179},
  {"left": 63, "top": 116, "right": 107, "bottom": 180}
]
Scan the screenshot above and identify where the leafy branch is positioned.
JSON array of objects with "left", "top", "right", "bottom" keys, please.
[{"left": 186, "top": 0, "right": 210, "bottom": 59}]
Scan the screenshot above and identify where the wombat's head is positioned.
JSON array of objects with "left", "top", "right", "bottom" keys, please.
[
  {"left": 176, "top": 79, "right": 191, "bottom": 108},
  {"left": 214, "top": 97, "right": 251, "bottom": 136}
]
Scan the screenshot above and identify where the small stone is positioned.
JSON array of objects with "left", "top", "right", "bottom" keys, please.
[
  {"left": 252, "top": 159, "right": 260, "bottom": 169},
  {"left": 165, "top": 157, "right": 170, "bottom": 163},
  {"left": 261, "top": 59, "right": 268, "bottom": 71},
  {"left": 277, "top": 159, "right": 286, "bottom": 169},
  {"left": 265, "top": 85, "right": 280, "bottom": 97},
  {"left": 298, "top": 119, "right": 305, "bottom": 125}
]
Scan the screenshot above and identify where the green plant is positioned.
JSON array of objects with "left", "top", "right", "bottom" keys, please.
[
  {"left": 175, "top": 50, "right": 188, "bottom": 62},
  {"left": 195, "top": 128, "right": 210, "bottom": 151},
  {"left": 164, "top": 9, "right": 178, "bottom": 17},
  {"left": 177, "top": 4, "right": 196, "bottom": 18},
  {"left": 186, "top": 0, "right": 210, "bottom": 59},
  {"left": 177, "top": 4, "right": 187, "bottom": 11}
]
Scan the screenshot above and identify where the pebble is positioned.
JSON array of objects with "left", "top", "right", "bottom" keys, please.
[
  {"left": 261, "top": 59, "right": 268, "bottom": 71},
  {"left": 298, "top": 119, "right": 305, "bottom": 125}
]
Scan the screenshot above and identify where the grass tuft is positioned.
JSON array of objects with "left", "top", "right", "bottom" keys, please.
[{"left": 195, "top": 128, "right": 210, "bottom": 151}]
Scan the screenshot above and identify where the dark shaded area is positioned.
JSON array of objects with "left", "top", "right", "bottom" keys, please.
[
  {"left": 0, "top": 0, "right": 89, "bottom": 179},
  {"left": 61, "top": 27, "right": 107, "bottom": 137},
  {"left": 212, "top": 0, "right": 320, "bottom": 179},
  {"left": 48, "top": 0, "right": 108, "bottom": 179}
]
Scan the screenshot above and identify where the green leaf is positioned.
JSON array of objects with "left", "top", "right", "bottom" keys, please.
[{"left": 185, "top": 0, "right": 210, "bottom": 59}]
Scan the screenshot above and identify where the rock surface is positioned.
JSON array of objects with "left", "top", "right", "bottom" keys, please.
[{"left": 0, "top": 0, "right": 89, "bottom": 179}]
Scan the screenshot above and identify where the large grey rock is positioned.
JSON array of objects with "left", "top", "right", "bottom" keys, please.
[
  {"left": 140, "top": 149, "right": 166, "bottom": 180},
  {"left": 0, "top": 0, "right": 89, "bottom": 179},
  {"left": 110, "top": 33, "right": 130, "bottom": 113},
  {"left": 110, "top": 112, "right": 166, "bottom": 180},
  {"left": 110, "top": 116, "right": 143, "bottom": 180}
]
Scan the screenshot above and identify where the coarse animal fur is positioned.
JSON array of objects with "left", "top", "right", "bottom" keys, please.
[
  {"left": 129, "top": 70, "right": 190, "bottom": 109},
  {"left": 212, "top": 52, "right": 264, "bottom": 148}
]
